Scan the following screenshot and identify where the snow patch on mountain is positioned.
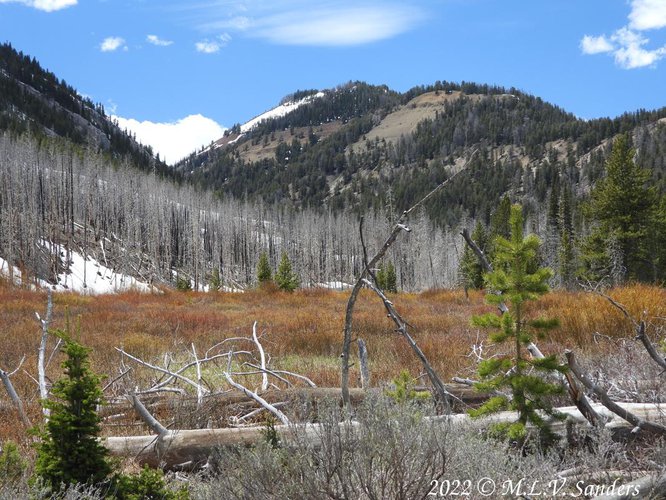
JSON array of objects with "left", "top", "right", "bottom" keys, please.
[{"left": 240, "top": 92, "right": 325, "bottom": 133}]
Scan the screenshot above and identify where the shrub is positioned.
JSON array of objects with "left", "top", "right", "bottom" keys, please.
[
  {"left": 176, "top": 275, "right": 192, "bottom": 292},
  {"left": 114, "top": 467, "right": 189, "bottom": 500},
  {"left": 385, "top": 370, "right": 430, "bottom": 404},
  {"left": 0, "top": 441, "right": 27, "bottom": 488}
]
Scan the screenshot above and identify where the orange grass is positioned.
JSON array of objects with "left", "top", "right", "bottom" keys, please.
[{"left": 0, "top": 281, "right": 664, "bottom": 442}]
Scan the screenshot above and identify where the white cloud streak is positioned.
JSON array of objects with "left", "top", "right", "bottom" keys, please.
[
  {"left": 0, "top": 0, "right": 76, "bottom": 11},
  {"left": 195, "top": 33, "right": 231, "bottom": 53},
  {"left": 146, "top": 34, "right": 174, "bottom": 47},
  {"left": 100, "top": 36, "right": 126, "bottom": 52},
  {"left": 194, "top": 1, "right": 424, "bottom": 47},
  {"left": 112, "top": 114, "right": 226, "bottom": 165},
  {"left": 581, "top": 0, "right": 666, "bottom": 69}
]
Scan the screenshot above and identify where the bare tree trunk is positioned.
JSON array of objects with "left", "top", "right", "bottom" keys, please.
[
  {"left": 0, "top": 358, "right": 31, "bottom": 428},
  {"left": 341, "top": 152, "right": 477, "bottom": 410},
  {"left": 105, "top": 402, "right": 665, "bottom": 470},
  {"left": 357, "top": 339, "right": 370, "bottom": 389},
  {"left": 36, "top": 289, "right": 53, "bottom": 419}
]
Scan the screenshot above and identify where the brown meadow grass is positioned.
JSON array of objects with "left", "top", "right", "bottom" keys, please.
[{"left": 0, "top": 280, "right": 664, "bottom": 443}]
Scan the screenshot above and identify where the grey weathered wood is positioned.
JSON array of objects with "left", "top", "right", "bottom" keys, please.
[
  {"left": 0, "top": 359, "right": 31, "bottom": 427},
  {"left": 341, "top": 152, "right": 477, "bottom": 410},
  {"left": 592, "top": 472, "right": 666, "bottom": 499},
  {"left": 105, "top": 402, "right": 666, "bottom": 470},
  {"left": 357, "top": 339, "right": 370, "bottom": 389},
  {"left": 566, "top": 350, "right": 666, "bottom": 436}
]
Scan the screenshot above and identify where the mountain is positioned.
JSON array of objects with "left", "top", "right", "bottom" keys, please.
[
  {"left": 178, "top": 81, "right": 666, "bottom": 228},
  {"left": 1, "top": 44, "right": 666, "bottom": 292},
  {"left": 0, "top": 42, "right": 172, "bottom": 177}
]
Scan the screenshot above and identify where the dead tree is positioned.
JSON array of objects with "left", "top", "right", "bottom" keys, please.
[
  {"left": 565, "top": 350, "right": 666, "bottom": 436},
  {"left": 341, "top": 151, "right": 478, "bottom": 410},
  {"left": 0, "top": 356, "right": 31, "bottom": 427},
  {"left": 35, "top": 289, "right": 53, "bottom": 418}
]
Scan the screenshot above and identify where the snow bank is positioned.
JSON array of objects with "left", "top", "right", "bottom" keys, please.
[{"left": 37, "top": 242, "right": 154, "bottom": 294}]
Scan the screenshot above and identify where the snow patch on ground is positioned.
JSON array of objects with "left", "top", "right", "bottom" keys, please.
[
  {"left": 317, "top": 281, "right": 353, "bottom": 290},
  {"left": 0, "top": 257, "right": 26, "bottom": 287},
  {"left": 37, "top": 242, "right": 154, "bottom": 294}
]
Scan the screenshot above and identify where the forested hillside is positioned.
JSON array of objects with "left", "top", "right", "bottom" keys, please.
[{"left": 0, "top": 43, "right": 172, "bottom": 177}]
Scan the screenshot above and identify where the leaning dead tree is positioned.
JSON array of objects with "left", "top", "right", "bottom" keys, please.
[
  {"left": 0, "top": 356, "right": 31, "bottom": 427},
  {"left": 341, "top": 151, "right": 478, "bottom": 411}
]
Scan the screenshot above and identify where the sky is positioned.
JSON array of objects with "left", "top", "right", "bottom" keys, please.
[{"left": 1, "top": 0, "right": 666, "bottom": 164}]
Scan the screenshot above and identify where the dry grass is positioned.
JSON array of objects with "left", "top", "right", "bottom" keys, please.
[{"left": 0, "top": 281, "right": 664, "bottom": 443}]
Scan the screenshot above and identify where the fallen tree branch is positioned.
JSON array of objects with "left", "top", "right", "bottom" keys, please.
[
  {"left": 244, "top": 364, "right": 316, "bottom": 388},
  {"left": 565, "top": 350, "right": 666, "bottom": 436},
  {"left": 592, "top": 472, "right": 666, "bottom": 500},
  {"left": 222, "top": 370, "right": 290, "bottom": 425},
  {"left": 116, "top": 347, "right": 208, "bottom": 395},
  {"left": 128, "top": 393, "right": 169, "bottom": 437},
  {"left": 597, "top": 292, "right": 666, "bottom": 373}
]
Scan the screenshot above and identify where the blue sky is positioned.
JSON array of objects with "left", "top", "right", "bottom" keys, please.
[{"left": 2, "top": 0, "right": 666, "bottom": 163}]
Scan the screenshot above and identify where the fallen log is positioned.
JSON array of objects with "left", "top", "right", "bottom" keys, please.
[
  {"left": 98, "top": 385, "right": 489, "bottom": 420},
  {"left": 104, "top": 402, "right": 666, "bottom": 470}
]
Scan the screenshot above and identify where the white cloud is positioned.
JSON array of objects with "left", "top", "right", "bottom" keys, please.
[
  {"left": 112, "top": 114, "right": 226, "bottom": 165},
  {"left": 611, "top": 27, "right": 666, "bottom": 68},
  {"left": 0, "top": 0, "right": 76, "bottom": 12},
  {"left": 581, "top": 1, "right": 666, "bottom": 69},
  {"left": 629, "top": 0, "right": 666, "bottom": 30},
  {"left": 100, "top": 36, "right": 126, "bottom": 52},
  {"left": 146, "top": 34, "right": 174, "bottom": 47},
  {"left": 580, "top": 35, "right": 614, "bottom": 54},
  {"left": 194, "top": 1, "right": 424, "bottom": 47},
  {"left": 195, "top": 33, "right": 231, "bottom": 53}
]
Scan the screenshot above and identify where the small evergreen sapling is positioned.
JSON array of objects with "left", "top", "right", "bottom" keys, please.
[
  {"left": 256, "top": 251, "right": 272, "bottom": 285},
  {"left": 34, "top": 333, "right": 112, "bottom": 492},
  {"left": 275, "top": 251, "right": 299, "bottom": 292},
  {"left": 470, "top": 205, "right": 565, "bottom": 443},
  {"left": 376, "top": 261, "right": 398, "bottom": 293}
]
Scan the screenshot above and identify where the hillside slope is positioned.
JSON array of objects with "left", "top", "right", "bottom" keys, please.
[
  {"left": 0, "top": 43, "right": 171, "bottom": 177},
  {"left": 179, "top": 81, "right": 666, "bottom": 228}
]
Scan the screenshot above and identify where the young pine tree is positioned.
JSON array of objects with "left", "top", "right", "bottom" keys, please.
[
  {"left": 376, "top": 261, "right": 398, "bottom": 293},
  {"left": 275, "top": 251, "right": 299, "bottom": 292},
  {"left": 256, "top": 251, "right": 272, "bottom": 285},
  {"left": 471, "top": 205, "right": 564, "bottom": 443},
  {"left": 34, "top": 333, "right": 112, "bottom": 492}
]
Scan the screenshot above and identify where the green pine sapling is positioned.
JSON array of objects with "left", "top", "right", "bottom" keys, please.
[{"left": 470, "top": 204, "right": 565, "bottom": 443}]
